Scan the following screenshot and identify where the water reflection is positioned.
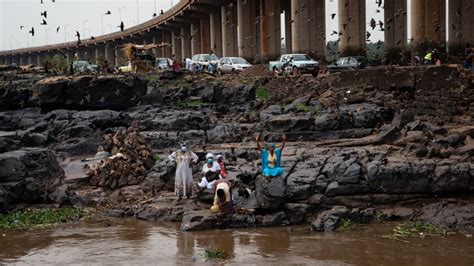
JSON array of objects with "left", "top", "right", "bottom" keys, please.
[{"left": 0, "top": 219, "right": 473, "bottom": 265}]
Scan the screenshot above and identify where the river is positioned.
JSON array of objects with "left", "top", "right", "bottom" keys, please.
[{"left": 1, "top": 218, "right": 473, "bottom": 265}]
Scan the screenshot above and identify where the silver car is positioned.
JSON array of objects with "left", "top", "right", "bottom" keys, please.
[
  {"left": 156, "top": 57, "right": 172, "bottom": 70},
  {"left": 217, "top": 57, "right": 252, "bottom": 74}
]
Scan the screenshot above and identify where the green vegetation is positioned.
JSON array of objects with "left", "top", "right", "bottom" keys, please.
[
  {"left": 256, "top": 86, "right": 271, "bottom": 101},
  {"left": 185, "top": 98, "right": 203, "bottom": 108},
  {"left": 50, "top": 55, "right": 68, "bottom": 74},
  {"left": 153, "top": 154, "right": 161, "bottom": 161},
  {"left": 337, "top": 218, "right": 354, "bottom": 231},
  {"left": 0, "top": 208, "right": 85, "bottom": 230},
  {"left": 204, "top": 248, "right": 227, "bottom": 260},
  {"left": 145, "top": 75, "right": 158, "bottom": 82},
  {"left": 295, "top": 103, "right": 323, "bottom": 114},
  {"left": 385, "top": 221, "right": 443, "bottom": 241}
]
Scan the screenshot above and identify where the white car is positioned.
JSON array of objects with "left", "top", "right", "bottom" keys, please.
[
  {"left": 156, "top": 57, "right": 172, "bottom": 70},
  {"left": 217, "top": 57, "right": 252, "bottom": 74},
  {"left": 190, "top": 54, "right": 219, "bottom": 72}
]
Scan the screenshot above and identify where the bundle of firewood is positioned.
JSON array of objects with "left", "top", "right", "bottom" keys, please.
[{"left": 88, "top": 121, "right": 155, "bottom": 189}]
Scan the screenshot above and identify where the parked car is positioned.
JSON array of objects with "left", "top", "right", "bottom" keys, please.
[
  {"left": 327, "top": 56, "right": 368, "bottom": 72},
  {"left": 190, "top": 53, "right": 219, "bottom": 72},
  {"left": 72, "top": 61, "right": 98, "bottom": 74},
  {"left": 156, "top": 57, "right": 172, "bottom": 70},
  {"left": 269, "top": 54, "right": 319, "bottom": 76},
  {"left": 117, "top": 62, "right": 133, "bottom": 73},
  {"left": 217, "top": 57, "right": 252, "bottom": 74}
]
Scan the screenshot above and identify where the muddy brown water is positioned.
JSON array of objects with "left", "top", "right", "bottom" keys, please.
[{"left": 1, "top": 218, "right": 473, "bottom": 265}]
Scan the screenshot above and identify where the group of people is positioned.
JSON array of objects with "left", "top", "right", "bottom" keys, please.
[{"left": 168, "top": 134, "right": 286, "bottom": 218}]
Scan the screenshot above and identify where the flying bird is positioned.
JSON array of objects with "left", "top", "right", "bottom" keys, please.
[
  {"left": 29, "top": 27, "right": 35, "bottom": 36},
  {"left": 105, "top": 10, "right": 111, "bottom": 15},
  {"left": 331, "top": 13, "right": 336, "bottom": 19},
  {"left": 41, "top": 11, "right": 47, "bottom": 18},
  {"left": 90, "top": 36, "right": 95, "bottom": 40},
  {"left": 370, "top": 18, "right": 376, "bottom": 30},
  {"left": 41, "top": 19, "right": 47, "bottom": 25},
  {"left": 40, "top": 0, "right": 43, "bottom": 3},
  {"left": 376, "top": 0, "right": 383, "bottom": 8},
  {"left": 153, "top": 12, "right": 157, "bottom": 17},
  {"left": 119, "top": 21, "right": 124, "bottom": 32},
  {"left": 56, "top": 26, "right": 60, "bottom": 32},
  {"left": 160, "top": 9, "right": 164, "bottom": 15},
  {"left": 20, "top": 25, "right": 25, "bottom": 30},
  {"left": 366, "top": 31, "right": 371, "bottom": 40}
]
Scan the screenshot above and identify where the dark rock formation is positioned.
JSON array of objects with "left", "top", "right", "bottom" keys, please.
[
  {"left": 0, "top": 148, "right": 66, "bottom": 212},
  {"left": 33, "top": 76, "right": 147, "bottom": 110}
]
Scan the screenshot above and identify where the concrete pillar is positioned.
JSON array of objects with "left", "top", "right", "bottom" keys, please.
[
  {"left": 153, "top": 33, "right": 164, "bottom": 57},
  {"left": 291, "top": 0, "right": 325, "bottom": 59},
  {"left": 104, "top": 44, "right": 115, "bottom": 67},
  {"left": 411, "top": 0, "right": 446, "bottom": 58},
  {"left": 282, "top": 0, "right": 292, "bottom": 53},
  {"left": 37, "top": 54, "right": 43, "bottom": 66},
  {"left": 338, "top": 0, "right": 366, "bottom": 56},
  {"left": 181, "top": 26, "right": 192, "bottom": 59},
  {"left": 384, "top": 0, "right": 408, "bottom": 63},
  {"left": 210, "top": 11, "right": 223, "bottom": 56},
  {"left": 162, "top": 31, "right": 172, "bottom": 58},
  {"left": 95, "top": 46, "right": 102, "bottom": 65},
  {"left": 448, "top": 0, "right": 474, "bottom": 57},
  {"left": 172, "top": 30, "right": 183, "bottom": 59},
  {"left": 200, "top": 17, "right": 211, "bottom": 54},
  {"left": 237, "top": 0, "right": 258, "bottom": 60},
  {"left": 152, "top": 35, "right": 159, "bottom": 57},
  {"left": 221, "top": 2, "right": 238, "bottom": 56},
  {"left": 259, "top": 0, "right": 281, "bottom": 61},
  {"left": 190, "top": 23, "right": 200, "bottom": 56},
  {"left": 28, "top": 54, "right": 33, "bottom": 65}
]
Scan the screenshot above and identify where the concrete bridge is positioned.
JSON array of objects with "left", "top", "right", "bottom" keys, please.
[{"left": 0, "top": 0, "right": 473, "bottom": 67}]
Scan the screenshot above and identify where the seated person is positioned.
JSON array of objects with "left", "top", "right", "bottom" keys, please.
[
  {"left": 256, "top": 133, "right": 285, "bottom": 178},
  {"left": 211, "top": 178, "right": 232, "bottom": 215},
  {"left": 198, "top": 153, "right": 221, "bottom": 189},
  {"left": 216, "top": 154, "right": 227, "bottom": 178}
]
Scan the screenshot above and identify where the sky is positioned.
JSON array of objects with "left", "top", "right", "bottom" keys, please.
[{"left": 0, "top": 0, "right": 448, "bottom": 52}]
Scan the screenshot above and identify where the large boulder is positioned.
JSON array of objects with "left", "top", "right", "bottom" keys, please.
[
  {"left": 311, "top": 206, "right": 349, "bottom": 232},
  {"left": 33, "top": 76, "right": 147, "bottom": 110},
  {"left": 0, "top": 148, "right": 66, "bottom": 212},
  {"left": 266, "top": 114, "right": 312, "bottom": 132},
  {"left": 255, "top": 175, "right": 287, "bottom": 210},
  {"left": 0, "top": 83, "right": 32, "bottom": 111}
]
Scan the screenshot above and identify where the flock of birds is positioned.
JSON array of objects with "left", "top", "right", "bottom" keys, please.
[
  {"left": 16, "top": 0, "right": 470, "bottom": 53},
  {"left": 19, "top": 0, "right": 167, "bottom": 46}
]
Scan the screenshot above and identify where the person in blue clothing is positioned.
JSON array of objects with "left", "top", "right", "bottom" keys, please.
[{"left": 256, "top": 133, "right": 286, "bottom": 178}]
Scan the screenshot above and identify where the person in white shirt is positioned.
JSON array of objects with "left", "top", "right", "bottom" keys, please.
[
  {"left": 168, "top": 143, "right": 198, "bottom": 200},
  {"left": 198, "top": 153, "right": 221, "bottom": 190}
]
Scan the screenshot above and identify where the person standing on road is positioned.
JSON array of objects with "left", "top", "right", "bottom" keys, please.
[{"left": 169, "top": 143, "right": 198, "bottom": 200}]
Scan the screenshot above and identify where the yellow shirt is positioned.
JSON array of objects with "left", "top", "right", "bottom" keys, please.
[{"left": 267, "top": 152, "right": 277, "bottom": 168}]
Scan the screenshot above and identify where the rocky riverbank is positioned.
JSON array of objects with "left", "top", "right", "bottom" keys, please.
[{"left": 0, "top": 65, "right": 473, "bottom": 232}]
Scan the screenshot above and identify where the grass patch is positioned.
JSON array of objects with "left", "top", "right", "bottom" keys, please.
[
  {"left": 0, "top": 208, "right": 85, "bottom": 230},
  {"left": 295, "top": 104, "right": 323, "bottom": 114},
  {"left": 384, "top": 221, "right": 443, "bottom": 242},
  {"left": 204, "top": 248, "right": 227, "bottom": 260},
  {"left": 256, "top": 86, "right": 271, "bottom": 101},
  {"left": 145, "top": 75, "right": 158, "bottom": 82},
  {"left": 185, "top": 98, "right": 203, "bottom": 108},
  {"left": 153, "top": 154, "right": 161, "bottom": 161},
  {"left": 337, "top": 218, "right": 354, "bottom": 231}
]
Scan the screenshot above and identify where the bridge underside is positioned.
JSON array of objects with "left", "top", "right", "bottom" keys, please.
[{"left": 1, "top": 0, "right": 473, "bottom": 66}]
